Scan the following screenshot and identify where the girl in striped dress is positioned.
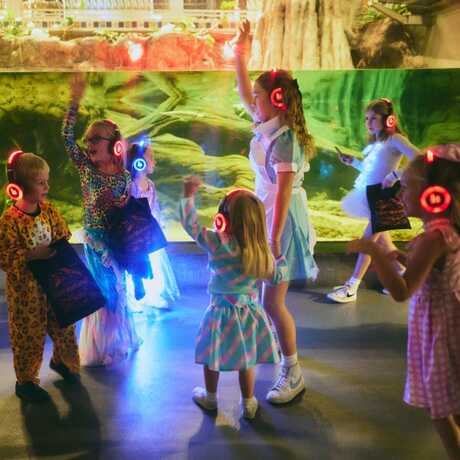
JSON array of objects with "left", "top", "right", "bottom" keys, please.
[{"left": 179, "top": 176, "right": 287, "bottom": 420}]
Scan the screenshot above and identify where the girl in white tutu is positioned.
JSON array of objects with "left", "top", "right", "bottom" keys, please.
[
  {"left": 327, "top": 98, "right": 420, "bottom": 303},
  {"left": 125, "top": 141, "right": 180, "bottom": 313}
]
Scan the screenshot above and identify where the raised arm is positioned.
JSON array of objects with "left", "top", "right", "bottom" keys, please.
[
  {"left": 234, "top": 20, "right": 255, "bottom": 118},
  {"left": 62, "top": 74, "right": 90, "bottom": 168}
]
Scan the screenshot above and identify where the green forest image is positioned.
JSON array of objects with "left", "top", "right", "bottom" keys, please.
[{"left": 1, "top": 68, "right": 459, "bottom": 241}]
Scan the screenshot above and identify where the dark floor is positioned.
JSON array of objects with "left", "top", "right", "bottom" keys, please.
[{"left": 0, "top": 283, "right": 446, "bottom": 460}]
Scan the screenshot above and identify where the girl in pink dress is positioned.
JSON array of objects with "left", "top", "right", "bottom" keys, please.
[{"left": 348, "top": 144, "right": 460, "bottom": 460}]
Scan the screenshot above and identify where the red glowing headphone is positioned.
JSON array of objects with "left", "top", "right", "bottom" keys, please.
[
  {"left": 5, "top": 150, "right": 25, "bottom": 200},
  {"left": 419, "top": 149, "right": 452, "bottom": 214},
  {"left": 380, "top": 98, "right": 397, "bottom": 132},
  {"left": 214, "top": 188, "right": 251, "bottom": 233},
  {"left": 270, "top": 87, "right": 287, "bottom": 111},
  {"left": 101, "top": 120, "right": 124, "bottom": 158}
]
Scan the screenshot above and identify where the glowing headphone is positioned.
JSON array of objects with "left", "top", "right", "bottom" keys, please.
[
  {"left": 5, "top": 150, "right": 25, "bottom": 200},
  {"left": 419, "top": 149, "right": 452, "bottom": 214},
  {"left": 214, "top": 188, "right": 251, "bottom": 233},
  {"left": 268, "top": 69, "right": 287, "bottom": 112},
  {"left": 380, "top": 98, "right": 397, "bottom": 132},
  {"left": 101, "top": 120, "right": 124, "bottom": 158},
  {"left": 129, "top": 140, "right": 149, "bottom": 174}
]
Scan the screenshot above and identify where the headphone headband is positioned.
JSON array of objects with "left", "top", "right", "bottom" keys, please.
[{"left": 6, "top": 150, "right": 25, "bottom": 200}]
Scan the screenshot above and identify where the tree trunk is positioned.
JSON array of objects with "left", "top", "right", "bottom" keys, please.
[{"left": 249, "top": 0, "right": 357, "bottom": 70}]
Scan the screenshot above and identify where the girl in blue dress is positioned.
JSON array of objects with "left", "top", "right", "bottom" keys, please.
[
  {"left": 179, "top": 176, "right": 286, "bottom": 419},
  {"left": 234, "top": 20, "right": 318, "bottom": 404}
]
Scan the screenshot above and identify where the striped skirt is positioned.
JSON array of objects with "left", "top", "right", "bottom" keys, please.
[{"left": 195, "top": 293, "right": 280, "bottom": 371}]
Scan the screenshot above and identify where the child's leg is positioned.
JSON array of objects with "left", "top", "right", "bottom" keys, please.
[
  {"left": 433, "top": 416, "right": 460, "bottom": 460},
  {"left": 239, "top": 367, "right": 255, "bottom": 399},
  {"left": 47, "top": 310, "right": 80, "bottom": 379},
  {"left": 203, "top": 365, "right": 219, "bottom": 393}
]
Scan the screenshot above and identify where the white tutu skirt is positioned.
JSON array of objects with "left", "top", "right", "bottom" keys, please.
[{"left": 341, "top": 188, "right": 370, "bottom": 219}]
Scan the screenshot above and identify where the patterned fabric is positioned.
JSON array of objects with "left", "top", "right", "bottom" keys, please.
[
  {"left": 249, "top": 116, "right": 318, "bottom": 281},
  {"left": 62, "top": 103, "right": 131, "bottom": 230},
  {"left": 404, "top": 221, "right": 460, "bottom": 419},
  {"left": 0, "top": 203, "right": 79, "bottom": 383},
  {"left": 62, "top": 104, "right": 141, "bottom": 366},
  {"left": 127, "top": 179, "right": 180, "bottom": 310},
  {"left": 179, "top": 197, "right": 283, "bottom": 371},
  {"left": 341, "top": 134, "right": 420, "bottom": 218}
]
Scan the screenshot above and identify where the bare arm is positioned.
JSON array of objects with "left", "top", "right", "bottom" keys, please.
[
  {"left": 270, "top": 172, "right": 295, "bottom": 258},
  {"left": 234, "top": 20, "right": 255, "bottom": 117},
  {"left": 348, "top": 231, "right": 446, "bottom": 302}
]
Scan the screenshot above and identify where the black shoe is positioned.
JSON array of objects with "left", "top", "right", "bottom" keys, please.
[
  {"left": 49, "top": 360, "right": 80, "bottom": 384},
  {"left": 15, "top": 381, "right": 50, "bottom": 403}
]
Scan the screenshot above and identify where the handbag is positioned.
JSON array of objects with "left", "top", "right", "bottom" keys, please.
[
  {"left": 366, "top": 181, "right": 411, "bottom": 234},
  {"left": 28, "top": 239, "right": 106, "bottom": 328}
]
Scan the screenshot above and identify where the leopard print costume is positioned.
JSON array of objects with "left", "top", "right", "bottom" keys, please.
[{"left": 0, "top": 201, "right": 79, "bottom": 384}]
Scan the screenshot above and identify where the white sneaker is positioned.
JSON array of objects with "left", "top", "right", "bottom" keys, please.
[
  {"left": 266, "top": 364, "right": 305, "bottom": 404},
  {"left": 240, "top": 397, "right": 259, "bottom": 420},
  {"left": 326, "top": 284, "right": 357, "bottom": 303},
  {"left": 192, "top": 387, "right": 217, "bottom": 411},
  {"left": 381, "top": 288, "right": 390, "bottom": 295}
]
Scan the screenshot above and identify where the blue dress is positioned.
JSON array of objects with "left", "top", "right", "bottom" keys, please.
[{"left": 249, "top": 116, "right": 318, "bottom": 281}]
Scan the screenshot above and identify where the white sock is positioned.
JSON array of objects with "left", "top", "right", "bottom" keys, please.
[
  {"left": 206, "top": 390, "right": 217, "bottom": 402},
  {"left": 346, "top": 277, "right": 361, "bottom": 290},
  {"left": 282, "top": 353, "right": 298, "bottom": 368}
]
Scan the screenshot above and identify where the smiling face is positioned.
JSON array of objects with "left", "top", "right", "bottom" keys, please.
[
  {"left": 84, "top": 124, "right": 114, "bottom": 165},
  {"left": 23, "top": 167, "right": 50, "bottom": 204},
  {"left": 365, "top": 110, "right": 384, "bottom": 138},
  {"left": 399, "top": 166, "right": 425, "bottom": 218},
  {"left": 252, "top": 81, "right": 279, "bottom": 123}
]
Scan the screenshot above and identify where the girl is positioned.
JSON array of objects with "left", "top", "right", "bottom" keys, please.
[
  {"left": 0, "top": 152, "right": 80, "bottom": 403},
  {"left": 348, "top": 145, "right": 460, "bottom": 459},
  {"left": 62, "top": 74, "right": 141, "bottom": 366},
  {"left": 327, "top": 97, "right": 420, "bottom": 303},
  {"left": 179, "top": 176, "right": 286, "bottom": 419},
  {"left": 234, "top": 20, "right": 318, "bottom": 404},
  {"left": 125, "top": 142, "right": 180, "bottom": 312}
]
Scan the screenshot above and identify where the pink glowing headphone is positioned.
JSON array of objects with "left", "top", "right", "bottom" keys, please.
[
  {"left": 419, "top": 148, "right": 452, "bottom": 214},
  {"left": 6, "top": 150, "right": 25, "bottom": 200},
  {"left": 101, "top": 119, "right": 124, "bottom": 158},
  {"left": 380, "top": 98, "right": 397, "bottom": 132},
  {"left": 214, "top": 188, "right": 252, "bottom": 233}
]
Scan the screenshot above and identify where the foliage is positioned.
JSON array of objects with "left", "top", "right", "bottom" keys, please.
[
  {"left": 0, "top": 12, "right": 29, "bottom": 38},
  {"left": 221, "top": 1, "right": 237, "bottom": 10},
  {"left": 358, "top": 2, "right": 411, "bottom": 26}
]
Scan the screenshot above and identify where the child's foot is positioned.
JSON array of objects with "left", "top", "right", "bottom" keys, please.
[
  {"left": 326, "top": 283, "right": 357, "bottom": 303},
  {"left": 15, "top": 382, "right": 51, "bottom": 403},
  {"left": 192, "top": 387, "right": 217, "bottom": 411},
  {"left": 266, "top": 363, "right": 305, "bottom": 404},
  {"left": 50, "top": 360, "right": 80, "bottom": 384},
  {"left": 240, "top": 397, "right": 258, "bottom": 420}
]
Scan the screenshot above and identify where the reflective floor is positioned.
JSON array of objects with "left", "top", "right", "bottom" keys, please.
[{"left": 0, "top": 287, "right": 446, "bottom": 460}]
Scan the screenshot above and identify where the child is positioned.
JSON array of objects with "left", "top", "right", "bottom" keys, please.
[
  {"left": 179, "top": 176, "right": 286, "bottom": 419},
  {"left": 125, "top": 141, "right": 180, "bottom": 312},
  {"left": 234, "top": 20, "right": 318, "bottom": 404},
  {"left": 62, "top": 74, "right": 141, "bottom": 366},
  {"left": 0, "top": 151, "right": 80, "bottom": 403},
  {"left": 348, "top": 145, "right": 460, "bottom": 459},
  {"left": 327, "top": 97, "right": 420, "bottom": 303}
]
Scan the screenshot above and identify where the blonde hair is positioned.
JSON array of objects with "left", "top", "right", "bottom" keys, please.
[
  {"left": 227, "top": 191, "right": 274, "bottom": 279},
  {"left": 11, "top": 153, "right": 49, "bottom": 194},
  {"left": 408, "top": 155, "right": 460, "bottom": 232},
  {"left": 256, "top": 70, "right": 316, "bottom": 161}
]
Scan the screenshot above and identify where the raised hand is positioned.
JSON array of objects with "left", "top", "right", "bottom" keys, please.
[
  {"left": 70, "top": 73, "right": 87, "bottom": 103},
  {"left": 234, "top": 19, "right": 251, "bottom": 57}
]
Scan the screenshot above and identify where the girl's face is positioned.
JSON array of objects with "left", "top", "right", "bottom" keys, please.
[
  {"left": 399, "top": 168, "right": 424, "bottom": 218},
  {"left": 365, "top": 110, "right": 384, "bottom": 137},
  {"left": 24, "top": 168, "right": 49, "bottom": 204},
  {"left": 252, "top": 81, "right": 279, "bottom": 123},
  {"left": 144, "top": 146, "right": 156, "bottom": 175},
  {"left": 84, "top": 126, "right": 113, "bottom": 165}
]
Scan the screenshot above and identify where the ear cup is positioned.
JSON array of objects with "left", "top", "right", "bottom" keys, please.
[
  {"left": 386, "top": 114, "right": 397, "bottom": 130},
  {"left": 6, "top": 150, "right": 24, "bottom": 200},
  {"left": 270, "top": 87, "right": 287, "bottom": 111},
  {"left": 213, "top": 212, "right": 228, "bottom": 232},
  {"left": 419, "top": 185, "right": 452, "bottom": 214}
]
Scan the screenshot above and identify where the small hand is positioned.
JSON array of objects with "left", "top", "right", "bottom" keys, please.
[
  {"left": 70, "top": 73, "right": 86, "bottom": 103},
  {"left": 381, "top": 172, "right": 397, "bottom": 189},
  {"left": 234, "top": 19, "right": 251, "bottom": 57},
  {"left": 27, "top": 245, "right": 56, "bottom": 261},
  {"left": 183, "top": 175, "right": 202, "bottom": 198},
  {"left": 335, "top": 147, "right": 354, "bottom": 166}
]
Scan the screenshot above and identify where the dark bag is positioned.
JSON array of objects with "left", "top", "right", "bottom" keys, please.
[
  {"left": 107, "top": 197, "right": 167, "bottom": 299},
  {"left": 28, "top": 239, "right": 105, "bottom": 328},
  {"left": 366, "top": 181, "right": 411, "bottom": 234}
]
